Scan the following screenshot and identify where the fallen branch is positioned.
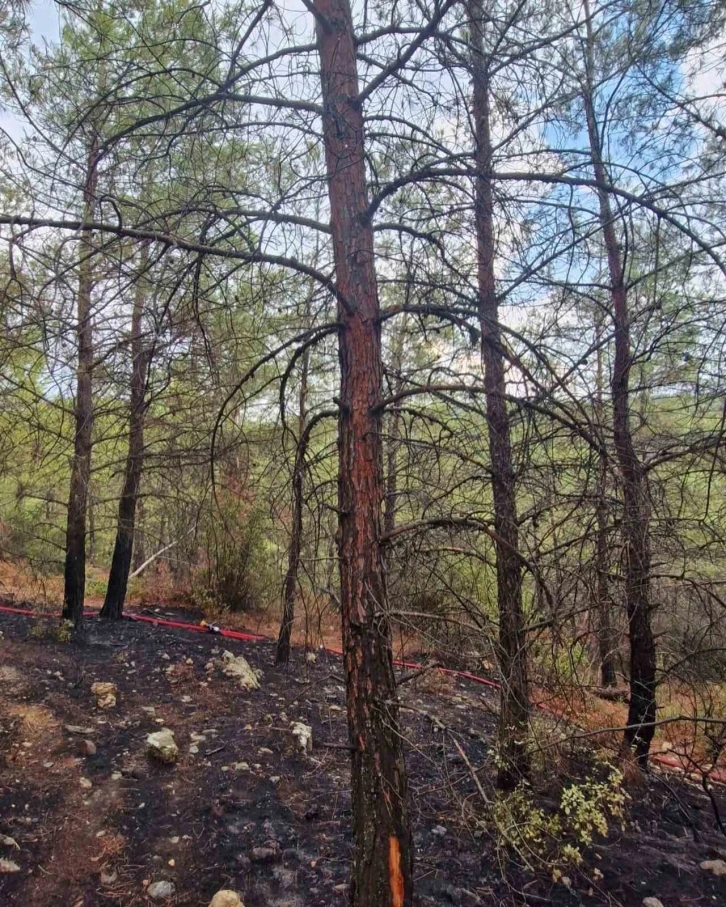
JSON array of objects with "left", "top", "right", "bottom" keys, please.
[
  {"left": 397, "top": 661, "right": 441, "bottom": 687},
  {"left": 129, "top": 524, "right": 197, "bottom": 578}
]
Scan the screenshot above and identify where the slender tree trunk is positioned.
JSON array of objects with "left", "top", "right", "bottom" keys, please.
[
  {"left": 468, "top": 0, "right": 530, "bottom": 790},
  {"left": 384, "top": 323, "right": 406, "bottom": 537},
  {"left": 276, "top": 348, "right": 310, "bottom": 664},
  {"left": 62, "top": 140, "right": 98, "bottom": 630},
  {"left": 133, "top": 496, "right": 145, "bottom": 572},
  {"left": 87, "top": 484, "right": 96, "bottom": 562},
  {"left": 594, "top": 317, "right": 618, "bottom": 688},
  {"left": 583, "top": 0, "right": 656, "bottom": 760},
  {"left": 313, "top": 1, "right": 412, "bottom": 903},
  {"left": 595, "top": 461, "right": 618, "bottom": 687},
  {"left": 101, "top": 248, "right": 149, "bottom": 619}
]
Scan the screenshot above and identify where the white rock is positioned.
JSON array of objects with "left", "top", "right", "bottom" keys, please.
[
  {"left": 305, "top": 651, "right": 317, "bottom": 664},
  {"left": 79, "top": 777, "right": 93, "bottom": 790},
  {"left": 220, "top": 651, "right": 261, "bottom": 690},
  {"left": 701, "top": 859, "right": 726, "bottom": 876},
  {"left": 146, "top": 728, "right": 179, "bottom": 764},
  {"left": 291, "top": 721, "right": 313, "bottom": 753},
  {"left": 643, "top": 898, "right": 665, "bottom": 907},
  {"left": 147, "top": 879, "right": 175, "bottom": 900},
  {"left": 209, "top": 891, "right": 244, "bottom": 907},
  {"left": 65, "top": 724, "right": 94, "bottom": 736},
  {"left": 0, "top": 859, "right": 20, "bottom": 873}
]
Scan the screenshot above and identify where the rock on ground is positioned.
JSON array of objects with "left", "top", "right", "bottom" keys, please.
[
  {"left": 291, "top": 721, "right": 313, "bottom": 753},
  {"left": 147, "top": 879, "right": 176, "bottom": 900},
  {"left": 91, "top": 681, "right": 117, "bottom": 709},
  {"left": 643, "top": 898, "right": 665, "bottom": 907},
  {"left": 146, "top": 728, "right": 179, "bottom": 764},
  {"left": 209, "top": 891, "right": 244, "bottom": 907},
  {"left": 220, "top": 650, "right": 261, "bottom": 690},
  {"left": 700, "top": 859, "right": 726, "bottom": 877}
]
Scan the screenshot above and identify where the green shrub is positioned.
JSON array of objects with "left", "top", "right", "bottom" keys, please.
[{"left": 490, "top": 767, "right": 627, "bottom": 869}]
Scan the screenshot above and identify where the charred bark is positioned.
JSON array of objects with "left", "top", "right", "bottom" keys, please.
[
  {"left": 468, "top": 0, "right": 530, "bottom": 790},
  {"left": 62, "top": 140, "right": 98, "bottom": 631},
  {"left": 101, "top": 249, "right": 149, "bottom": 620},
  {"left": 313, "top": 0, "right": 413, "bottom": 903},
  {"left": 583, "top": 0, "right": 656, "bottom": 760}
]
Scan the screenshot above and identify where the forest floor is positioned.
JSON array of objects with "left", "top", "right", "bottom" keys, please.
[{"left": 1, "top": 607, "right": 726, "bottom": 907}]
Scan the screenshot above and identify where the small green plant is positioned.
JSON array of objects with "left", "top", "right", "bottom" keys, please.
[
  {"left": 491, "top": 767, "right": 628, "bottom": 869},
  {"left": 29, "top": 619, "right": 73, "bottom": 643},
  {"left": 491, "top": 787, "right": 562, "bottom": 867},
  {"left": 560, "top": 768, "right": 627, "bottom": 848}
]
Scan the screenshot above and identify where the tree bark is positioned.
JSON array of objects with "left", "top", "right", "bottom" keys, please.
[
  {"left": 101, "top": 247, "right": 149, "bottom": 619},
  {"left": 62, "top": 139, "right": 98, "bottom": 630},
  {"left": 468, "top": 0, "right": 530, "bottom": 790},
  {"left": 583, "top": 0, "right": 656, "bottom": 760},
  {"left": 313, "top": 1, "right": 413, "bottom": 904}
]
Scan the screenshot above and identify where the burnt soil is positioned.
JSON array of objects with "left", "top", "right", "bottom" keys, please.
[{"left": 1, "top": 608, "right": 725, "bottom": 907}]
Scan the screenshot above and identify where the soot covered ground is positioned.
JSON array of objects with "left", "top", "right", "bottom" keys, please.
[{"left": 0, "top": 608, "right": 725, "bottom": 906}]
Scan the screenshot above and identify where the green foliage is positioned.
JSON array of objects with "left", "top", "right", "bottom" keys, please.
[
  {"left": 29, "top": 619, "right": 73, "bottom": 643},
  {"left": 193, "top": 501, "right": 276, "bottom": 614},
  {"left": 490, "top": 768, "right": 628, "bottom": 869}
]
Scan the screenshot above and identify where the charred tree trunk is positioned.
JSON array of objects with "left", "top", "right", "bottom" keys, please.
[
  {"left": 101, "top": 249, "right": 149, "bottom": 620},
  {"left": 62, "top": 140, "right": 98, "bottom": 630},
  {"left": 276, "top": 351, "right": 310, "bottom": 665},
  {"left": 313, "top": 1, "right": 412, "bottom": 903},
  {"left": 468, "top": 0, "right": 530, "bottom": 790},
  {"left": 594, "top": 318, "right": 618, "bottom": 688},
  {"left": 583, "top": 0, "right": 656, "bottom": 760}
]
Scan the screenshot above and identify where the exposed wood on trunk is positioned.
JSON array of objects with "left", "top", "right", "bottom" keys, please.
[
  {"left": 101, "top": 246, "right": 150, "bottom": 620},
  {"left": 582, "top": 0, "right": 656, "bottom": 761},
  {"left": 312, "top": 0, "right": 413, "bottom": 903},
  {"left": 62, "top": 138, "right": 98, "bottom": 630},
  {"left": 468, "top": 0, "right": 530, "bottom": 790}
]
